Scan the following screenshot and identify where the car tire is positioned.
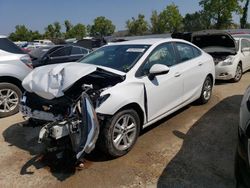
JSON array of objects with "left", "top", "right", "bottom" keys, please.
[
  {"left": 97, "top": 109, "right": 140, "bottom": 157},
  {"left": 232, "top": 64, "right": 242, "bottom": 83},
  {"left": 0, "top": 83, "right": 22, "bottom": 118},
  {"left": 197, "top": 76, "right": 213, "bottom": 104}
]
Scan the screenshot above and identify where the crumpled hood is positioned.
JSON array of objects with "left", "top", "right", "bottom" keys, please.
[{"left": 23, "top": 63, "right": 98, "bottom": 99}]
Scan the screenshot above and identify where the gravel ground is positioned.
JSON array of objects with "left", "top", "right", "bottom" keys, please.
[{"left": 0, "top": 72, "right": 249, "bottom": 188}]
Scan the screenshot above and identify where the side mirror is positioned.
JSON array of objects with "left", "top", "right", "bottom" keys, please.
[{"left": 148, "top": 64, "right": 170, "bottom": 80}]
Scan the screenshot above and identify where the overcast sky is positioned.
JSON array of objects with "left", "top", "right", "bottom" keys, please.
[{"left": 0, "top": 0, "right": 246, "bottom": 35}]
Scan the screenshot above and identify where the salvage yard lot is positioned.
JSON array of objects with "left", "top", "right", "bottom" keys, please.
[{"left": 0, "top": 72, "right": 249, "bottom": 188}]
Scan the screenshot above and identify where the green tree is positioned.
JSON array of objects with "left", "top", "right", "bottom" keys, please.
[
  {"left": 30, "top": 30, "right": 42, "bottom": 41},
  {"left": 183, "top": 11, "right": 211, "bottom": 31},
  {"left": 150, "top": 4, "right": 183, "bottom": 34},
  {"left": 64, "top": 20, "right": 73, "bottom": 32},
  {"left": 9, "top": 25, "right": 31, "bottom": 41},
  {"left": 199, "top": 0, "right": 242, "bottom": 29},
  {"left": 240, "top": 0, "right": 250, "bottom": 28},
  {"left": 44, "top": 22, "right": 62, "bottom": 39},
  {"left": 66, "top": 23, "right": 86, "bottom": 39},
  {"left": 158, "top": 3, "right": 183, "bottom": 33},
  {"left": 90, "top": 16, "right": 115, "bottom": 36},
  {"left": 150, "top": 10, "right": 161, "bottom": 34},
  {"left": 126, "top": 14, "right": 149, "bottom": 35}
]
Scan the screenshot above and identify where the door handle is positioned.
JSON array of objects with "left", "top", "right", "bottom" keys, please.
[
  {"left": 198, "top": 62, "right": 203, "bottom": 66},
  {"left": 174, "top": 72, "right": 181, "bottom": 77}
]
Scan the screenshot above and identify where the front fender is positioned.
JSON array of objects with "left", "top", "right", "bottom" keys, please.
[{"left": 96, "top": 82, "right": 147, "bottom": 123}]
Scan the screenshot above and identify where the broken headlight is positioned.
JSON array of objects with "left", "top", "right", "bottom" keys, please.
[{"left": 96, "top": 94, "right": 110, "bottom": 108}]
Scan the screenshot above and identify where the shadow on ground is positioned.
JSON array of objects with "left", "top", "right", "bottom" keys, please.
[
  {"left": 2, "top": 119, "right": 113, "bottom": 181},
  {"left": 157, "top": 95, "right": 242, "bottom": 188}
]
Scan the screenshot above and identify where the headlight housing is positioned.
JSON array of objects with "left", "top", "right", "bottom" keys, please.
[
  {"left": 221, "top": 56, "right": 235, "bottom": 66},
  {"left": 96, "top": 94, "right": 110, "bottom": 108}
]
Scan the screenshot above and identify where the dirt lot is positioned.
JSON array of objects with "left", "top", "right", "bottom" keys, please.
[{"left": 0, "top": 72, "right": 249, "bottom": 188}]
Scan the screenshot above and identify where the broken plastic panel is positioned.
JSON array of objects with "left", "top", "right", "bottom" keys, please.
[{"left": 69, "top": 93, "right": 100, "bottom": 160}]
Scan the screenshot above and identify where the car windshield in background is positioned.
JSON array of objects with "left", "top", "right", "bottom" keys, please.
[
  {"left": 0, "top": 38, "right": 25, "bottom": 54},
  {"left": 79, "top": 44, "right": 150, "bottom": 72}
]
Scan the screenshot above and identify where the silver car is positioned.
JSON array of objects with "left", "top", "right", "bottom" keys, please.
[{"left": 0, "top": 35, "right": 32, "bottom": 117}]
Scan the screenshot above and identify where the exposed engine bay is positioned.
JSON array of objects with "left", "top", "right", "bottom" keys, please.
[
  {"left": 209, "top": 52, "right": 234, "bottom": 65},
  {"left": 20, "top": 67, "right": 125, "bottom": 164}
]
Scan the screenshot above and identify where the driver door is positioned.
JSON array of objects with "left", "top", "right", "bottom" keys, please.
[{"left": 139, "top": 42, "right": 184, "bottom": 122}]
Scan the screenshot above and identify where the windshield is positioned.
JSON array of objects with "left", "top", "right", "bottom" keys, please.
[{"left": 79, "top": 44, "right": 150, "bottom": 72}]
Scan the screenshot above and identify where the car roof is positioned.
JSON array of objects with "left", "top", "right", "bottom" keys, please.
[
  {"left": 0, "top": 35, "right": 6, "bottom": 38},
  {"left": 113, "top": 38, "right": 174, "bottom": 45}
]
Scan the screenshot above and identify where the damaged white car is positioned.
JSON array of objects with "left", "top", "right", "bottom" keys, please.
[{"left": 20, "top": 38, "right": 215, "bottom": 162}]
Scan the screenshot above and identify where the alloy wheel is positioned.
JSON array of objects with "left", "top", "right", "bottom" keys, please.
[
  {"left": 203, "top": 79, "right": 212, "bottom": 101},
  {"left": 234, "top": 65, "right": 242, "bottom": 81},
  {"left": 112, "top": 114, "right": 137, "bottom": 151},
  {"left": 0, "top": 89, "right": 19, "bottom": 113}
]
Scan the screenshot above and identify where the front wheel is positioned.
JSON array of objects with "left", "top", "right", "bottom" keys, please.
[
  {"left": 0, "top": 83, "right": 22, "bottom": 118},
  {"left": 97, "top": 109, "right": 140, "bottom": 157},
  {"left": 197, "top": 76, "right": 213, "bottom": 104},
  {"left": 232, "top": 64, "right": 242, "bottom": 83}
]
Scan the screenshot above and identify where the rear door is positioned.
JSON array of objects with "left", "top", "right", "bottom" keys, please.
[
  {"left": 47, "top": 46, "right": 72, "bottom": 64},
  {"left": 173, "top": 42, "right": 206, "bottom": 102},
  {"left": 68, "top": 46, "right": 84, "bottom": 62}
]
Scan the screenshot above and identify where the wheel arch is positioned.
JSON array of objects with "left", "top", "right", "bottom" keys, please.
[
  {"left": 0, "top": 76, "right": 23, "bottom": 91},
  {"left": 114, "top": 102, "right": 145, "bottom": 130}
]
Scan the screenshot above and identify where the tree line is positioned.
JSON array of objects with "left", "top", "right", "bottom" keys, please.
[{"left": 8, "top": 0, "right": 250, "bottom": 42}]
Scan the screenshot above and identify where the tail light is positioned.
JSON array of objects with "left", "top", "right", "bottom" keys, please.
[{"left": 20, "top": 55, "right": 33, "bottom": 69}]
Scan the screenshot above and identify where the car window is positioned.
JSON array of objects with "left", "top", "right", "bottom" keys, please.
[
  {"left": 175, "top": 42, "right": 195, "bottom": 62},
  {"left": 50, "top": 46, "right": 72, "bottom": 57},
  {"left": 81, "top": 48, "right": 89, "bottom": 54},
  {"left": 0, "top": 38, "right": 25, "bottom": 54},
  {"left": 142, "top": 43, "right": 176, "bottom": 75},
  {"left": 79, "top": 44, "right": 150, "bottom": 72},
  {"left": 71, "top": 47, "right": 82, "bottom": 55},
  {"left": 241, "top": 39, "right": 250, "bottom": 50},
  {"left": 192, "top": 46, "right": 202, "bottom": 57}
]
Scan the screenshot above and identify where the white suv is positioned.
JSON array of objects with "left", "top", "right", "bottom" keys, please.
[{"left": 0, "top": 35, "right": 32, "bottom": 117}]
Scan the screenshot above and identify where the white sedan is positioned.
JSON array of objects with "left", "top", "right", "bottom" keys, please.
[
  {"left": 21, "top": 38, "right": 215, "bottom": 159},
  {"left": 192, "top": 30, "right": 250, "bottom": 82}
]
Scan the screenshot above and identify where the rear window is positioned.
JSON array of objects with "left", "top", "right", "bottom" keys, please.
[{"left": 0, "top": 38, "right": 25, "bottom": 54}]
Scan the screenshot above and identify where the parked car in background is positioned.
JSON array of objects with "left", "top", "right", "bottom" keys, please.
[
  {"left": 235, "top": 85, "right": 250, "bottom": 187},
  {"left": 29, "top": 45, "right": 64, "bottom": 61},
  {"left": 192, "top": 30, "right": 250, "bottom": 82},
  {"left": 31, "top": 45, "right": 90, "bottom": 68},
  {"left": 232, "top": 33, "right": 250, "bottom": 39},
  {"left": 0, "top": 35, "right": 32, "bottom": 117},
  {"left": 20, "top": 38, "right": 215, "bottom": 161}
]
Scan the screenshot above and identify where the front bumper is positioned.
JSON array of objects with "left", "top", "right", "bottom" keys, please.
[
  {"left": 20, "top": 104, "right": 63, "bottom": 121},
  {"left": 215, "top": 65, "right": 235, "bottom": 80}
]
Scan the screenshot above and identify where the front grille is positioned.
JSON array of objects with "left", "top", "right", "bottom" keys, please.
[{"left": 21, "top": 92, "right": 72, "bottom": 116}]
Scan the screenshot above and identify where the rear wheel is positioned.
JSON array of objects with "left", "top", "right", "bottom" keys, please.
[
  {"left": 197, "top": 76, "right": 213, "bottom": 104},
  {"left": 0, "top": 83, "right": 21, "bottom": 118},
  {"left": 232, "top": 64, "right": 242, "bottom": 82},
  {"left": 98, "top": 109, "right": 140, "bottom": 157}
]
